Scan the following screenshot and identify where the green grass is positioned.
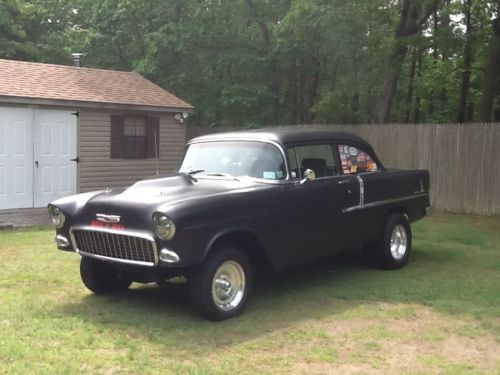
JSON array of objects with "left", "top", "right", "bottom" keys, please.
[{"left": 0, "top": 214, "right": 499, "bottom": 374}]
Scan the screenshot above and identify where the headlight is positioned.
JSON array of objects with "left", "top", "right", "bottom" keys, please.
[
  {"left": 153, "top": 213, "right": 176, "bottom": 240},
  {"left": 48, "top": 205, "right": 65, "bottom": 228}
]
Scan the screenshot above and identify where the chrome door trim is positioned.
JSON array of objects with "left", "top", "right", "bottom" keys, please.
[
  {"left": 357, "top": 175, "right": 364, "bottom": 206},
  {"left": 342, "top": 192, "right": 429, "bottom": 213}
]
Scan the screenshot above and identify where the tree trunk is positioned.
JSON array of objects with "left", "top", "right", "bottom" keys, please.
[
  {"left": 478, "top": 17, "right": 500, "bottom": 121},
  {"left": 245, "top": 0, "right": 280, "bottom": 123},
  {"left": 457, "top": 0, "right": 474, "bottom": 123},
  {"left": 405, "top": 47, "right": 418, "bottom": 122},
  {"left": 428, "top": 8, "right": 439, "bottom": 116},
  {"left": 372, "top": 0, "right": 440, "bottom": 124},
  {"left": 302, "top": 30, "right": 320, "bottom": 123},
  {"left": 439, "top": 1, "right": 451, "bottom": 113},
  {"left": 414, "top": 50, "right": 423, "bottom": 123}
]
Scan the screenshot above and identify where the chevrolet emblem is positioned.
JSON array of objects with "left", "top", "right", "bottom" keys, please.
[{"left": 96, "top": 213, "right": 121, "bottom": 223}]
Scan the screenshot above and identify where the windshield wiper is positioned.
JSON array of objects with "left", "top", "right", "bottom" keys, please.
[
  {"left": 205, "top": 173, "right": 239, "bottom": 181},
  {"left": 186, "top": 169, "right": 206, "bottom": 175},
  {"left": 180, "top": 169, "right": 205, "bottom": 182}
]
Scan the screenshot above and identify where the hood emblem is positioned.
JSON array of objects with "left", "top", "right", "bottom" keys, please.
[{"left": 96, "top": 213, "right": 121, "bottom": 223}]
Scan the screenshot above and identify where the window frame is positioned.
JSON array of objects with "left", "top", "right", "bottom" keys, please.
[
  {"left": 122, "top": 116, "right": 147, "bottom": 159},
  {"left": 182, "top": 139, "right": 290, "bottom": 183},
  {"left": 334, "top": 142, "right": 381, "bottom": 176},
  {"left": 285, "top": 142, "right": 341, "bottom": 181},
  {"left": 110, "top": 114, "right": 160, "bottom": 160}
]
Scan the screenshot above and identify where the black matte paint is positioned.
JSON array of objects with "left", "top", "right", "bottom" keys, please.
[{"left": 51, "top": 129, "right": 430, "bottom": 275}]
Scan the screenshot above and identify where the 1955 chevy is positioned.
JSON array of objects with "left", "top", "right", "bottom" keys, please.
[{"left": 49, "top": 128, "right": 430, "bottom": 320}]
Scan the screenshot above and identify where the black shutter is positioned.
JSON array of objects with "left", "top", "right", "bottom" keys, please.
[
  {"left": 110, "top": 115, "right": 125, "bottom": 159},
  {"left": 146, "top": 116, "right": 160, "bottom": 158}
]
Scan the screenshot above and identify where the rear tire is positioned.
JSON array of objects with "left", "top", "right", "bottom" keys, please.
[
  {"left": 190, "top": 246, "right": 253, "bottom": 321},
  {"left": 373, "top": 213, "right": 412, "bottom": 269},
  {"left": 80, "top": 256, "right": 132, "bottom": 294}
]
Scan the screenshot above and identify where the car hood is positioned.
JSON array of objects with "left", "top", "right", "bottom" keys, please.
[{"left": 76, "top": 174, "right": 272, "bottom": 225}]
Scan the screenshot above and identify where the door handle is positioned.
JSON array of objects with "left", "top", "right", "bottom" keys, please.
[
  {"left": 70, "top": 157, "right": 80, "bottom": 163},
  {"left": 35, "top": 161, "right": 39, "bottom": 168},
  {"left": 337, "top": 179, "right": 350, "bottom": 185}
]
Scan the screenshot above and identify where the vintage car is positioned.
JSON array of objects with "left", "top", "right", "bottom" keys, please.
[{"left": 49, "top": 129, "right": 430, "bottom": 320}]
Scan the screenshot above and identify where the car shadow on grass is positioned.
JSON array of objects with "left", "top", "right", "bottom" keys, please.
[{"left": 55, "top": 246, "right": 498, "bottom": 353}]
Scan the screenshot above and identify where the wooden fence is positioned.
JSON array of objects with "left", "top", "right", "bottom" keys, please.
[{"left": 187, "top": 123, "right": 500, "bottom": 215}]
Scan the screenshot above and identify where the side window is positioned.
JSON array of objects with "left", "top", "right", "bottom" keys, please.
[
  {"left": 287, "top": 144, "right": 336, "bottom": 179},
  {"left": 338, "top": 144, "right": 378, "bottom": 175}
]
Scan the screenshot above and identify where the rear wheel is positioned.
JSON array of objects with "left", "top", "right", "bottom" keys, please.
[
  {"left": 80, "top": 256, "right": 132, "bottom": 294},
  {"left": 190, "top": 246, "right": 253, "bottom": 320},
  {"left": 373, "top": 213, "right": 412, "bottom": 269}
]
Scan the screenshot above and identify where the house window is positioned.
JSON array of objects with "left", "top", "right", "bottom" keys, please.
[
  {"left": 123, "top": 116, "right": 146, "bottom": 159},
  {"left": 110, "top": 115, "right": 159, "bottom": 159}
]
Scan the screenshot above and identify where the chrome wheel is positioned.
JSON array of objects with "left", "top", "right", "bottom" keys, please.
[
  {"left": 211, "top": 260, "right": 246, "bottom": 311},
  {"left": 390, "top": 224, "right": 407, "bottom": 260}
]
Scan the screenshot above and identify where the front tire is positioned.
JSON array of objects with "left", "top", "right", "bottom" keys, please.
[
  {"left": 376, "top": 213, "right": 412, "bottom": 269},
  {"left": 190, "top": 246, "right": 253, "bottom": 320},
  {"left": 80, "top": 256, "right": 132, "bottom": 294}
]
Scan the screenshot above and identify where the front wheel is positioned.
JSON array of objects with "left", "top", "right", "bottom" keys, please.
[
  {"left": 190, "top": 246, "right": 253, "bottom": 320},
  {"left": 376, "top": 213, "right": 412, "bottom": 269},
  {"left": 80, "top": 256, "right": 132, "bottom": 294}
]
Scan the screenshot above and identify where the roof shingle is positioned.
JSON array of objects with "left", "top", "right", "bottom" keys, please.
[{"left": 0, "top": 59, "right": 193, "bottom": 110}]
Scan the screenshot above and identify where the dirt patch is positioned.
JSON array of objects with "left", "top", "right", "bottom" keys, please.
[{"left": 290, "top": 303, "right": 500, "bottom": 374}]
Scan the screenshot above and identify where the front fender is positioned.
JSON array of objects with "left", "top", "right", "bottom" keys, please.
[{"left": 164, "top": 212, "right": 285, "bottom": 270}]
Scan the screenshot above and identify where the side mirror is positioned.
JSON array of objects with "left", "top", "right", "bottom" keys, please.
[{"left": 300, "top": 169, "right": 316, "bottom": 184}]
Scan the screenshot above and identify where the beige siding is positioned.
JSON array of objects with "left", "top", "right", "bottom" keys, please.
[{"left": 78, "top": 110, "right": 186, "bottom": 192}]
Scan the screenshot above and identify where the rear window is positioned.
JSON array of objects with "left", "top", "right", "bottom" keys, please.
[{"left": 338, "top": 144, "right": 378, "bottom": 175}]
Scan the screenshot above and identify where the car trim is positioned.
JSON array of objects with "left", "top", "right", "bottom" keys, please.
[
  {"left": 77, "top": 250, "right": 156, "bottom": 267},
  {"left": 96, "top": 213, "right": 121, "bottom": 223},
  {"left": 343, "top": 192, "right": 429, "bottom": 213},
  {"left": 357, "top": 175, "right": 364, "bottom": 206},
  {"left": 69, "top": 226, "right": 159, "bottom": 267}
]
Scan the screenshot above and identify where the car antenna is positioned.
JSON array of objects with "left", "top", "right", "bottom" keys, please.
[{"left": 154, "top": 128, "right": 159, "bottom": 175}]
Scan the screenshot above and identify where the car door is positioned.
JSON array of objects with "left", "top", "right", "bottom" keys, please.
[
  {"left": 335, "top": 142, "right": 384, "bottom": 242},
  {"left": 281, "top": 143, "right": 360, "bottom": 269}
]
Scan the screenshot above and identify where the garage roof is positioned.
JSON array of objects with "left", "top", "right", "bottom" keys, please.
[{"left": 0, "top": 59, "right": 193, "bottom": 112}]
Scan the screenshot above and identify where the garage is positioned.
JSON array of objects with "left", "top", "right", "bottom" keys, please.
[{"left": 0, "top": 58, "right": 192, "bottom": 224}]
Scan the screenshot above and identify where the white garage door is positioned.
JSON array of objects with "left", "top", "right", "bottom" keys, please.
[
  {"left": 0, "top": 107, "right": 77, "bottom": 209},
  {"left": 0, "top": 108, "right": 34, "bottom": 209},
  {"left": 34, "top": 109, "right": 77, "bottom": 207}
]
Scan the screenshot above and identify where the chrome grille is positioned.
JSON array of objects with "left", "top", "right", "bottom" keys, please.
[{"left": 72, "top": 229, "right": 156, "bottom": 265}]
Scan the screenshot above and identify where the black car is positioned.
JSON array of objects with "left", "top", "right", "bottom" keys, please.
[{"left": 49, "top": 129, "right": 430, "bottom": 320}]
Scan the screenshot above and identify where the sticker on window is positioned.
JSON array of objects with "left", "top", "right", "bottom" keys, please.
[{"left": 263, "top": 171, "right": 276, "bottom": 180}]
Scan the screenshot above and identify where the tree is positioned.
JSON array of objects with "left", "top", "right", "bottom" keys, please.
[
  {"left": 1, "top": 0, "right": 497, "bottom": 125},
  {"left": 479, "top": 6, "right": 500, "bottom": 121},
  {"left": 372, "top": 0, "right": 441, "bottom": 124},
  {"left": 457, "top": 0, "right": 475, "bottom": 122},
  {"left": 0, "top": 0, "right": 29, "bottom": 59}
]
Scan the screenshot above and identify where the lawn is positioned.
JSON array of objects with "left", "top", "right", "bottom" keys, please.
[{"left": 0, "top": 214, "right": 499, "bottom": 374}]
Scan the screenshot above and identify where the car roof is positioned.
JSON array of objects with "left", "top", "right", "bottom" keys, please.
[{"left": 188, "top": 128, "right": 369, "bottom": 147}]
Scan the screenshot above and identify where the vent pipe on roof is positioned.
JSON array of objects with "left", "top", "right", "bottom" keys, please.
[{"left": 71, "top": 53, "right": 84, "bottom": 67}]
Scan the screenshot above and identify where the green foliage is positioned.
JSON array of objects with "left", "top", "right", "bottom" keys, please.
[{"left": 1, "top": 0, "right": 499, "bottom": 125}]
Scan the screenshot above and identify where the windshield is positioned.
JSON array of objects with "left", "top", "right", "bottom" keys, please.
[{"left": 180, "top": 141, "right": 286, "bottom": 180}]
